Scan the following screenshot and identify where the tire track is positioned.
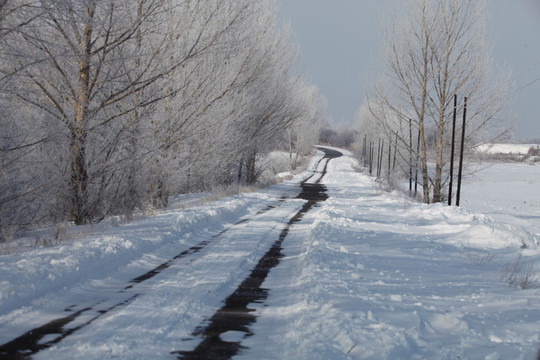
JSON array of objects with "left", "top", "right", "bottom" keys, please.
[
  {"left": 174, "top": 147, "right": 342, "bottom": 359},
  {"left": 0, "top": 149, "right": 333, "bottom": 359}
]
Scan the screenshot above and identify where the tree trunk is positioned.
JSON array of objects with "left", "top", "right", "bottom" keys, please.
[
  {"left": 432, "top": 118, "right": 444, "bottom": 203},
  {"left": 125, "top": 0, "right": 144, "bottom": 213},
  {"left": 70, "top": 130, "right": 89, "bottom": 225},
  {"left": 292, "top": 130, "right": 301, "bottom": 170},
  {"left": 237, "top": 157, "right": 244, "bottom": 183},
  {"left": 288, "top": 131, "right": 295, "bottom": 170},
  {"left": 246, "top": 151, "right": 257, "bottom": 184},
  {"left": 70, "top": 13, "right": 94, "bottom": 225},
  {"left": 418, "top": 38, "right": 430, "bottom": 204},
  {"left": 151, "top": 174, "right": 169, "bottom": 209},
  {"left": 419, "top": 124, "right": 430, "bottom": 204}
]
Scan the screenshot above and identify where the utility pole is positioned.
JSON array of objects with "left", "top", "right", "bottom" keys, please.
[
  {"left": 409, "top": 118, "right": 413, "bottom": 193},
  {"left": 415, "top": 129, "right": 420, "bottom": 197},
  {"left": 456, "top": 97, "right": 467, "bottom": 207}
]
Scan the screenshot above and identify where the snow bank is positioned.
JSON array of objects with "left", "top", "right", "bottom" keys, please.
[{"left": 0, "top": 187, "right": 301, "bottom": 324}]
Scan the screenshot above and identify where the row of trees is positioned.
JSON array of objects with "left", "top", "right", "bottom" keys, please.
[
  {"left": 0, "top": 0, "right": 324, "bottom": 239},
  {"left": 357, "top": 0, "right": 511, "bottom": 203}
]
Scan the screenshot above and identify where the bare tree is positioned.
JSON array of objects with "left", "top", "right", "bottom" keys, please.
[
  {"left": 8, "top": 1, "right": 171, "bottom": 224},
  {"left": 170, "top": 0, "right": 309, "bottom": 186},
  {"left": 1, "top": 0, "right": 323, "bottom": 241},
  {"left": 0, "top": 1, "right": 48, "bottom": 240},
  {"left": 366, "top": 0, "right": 511, "bottom": 203},
  {"left": 287, "top": 84, "right": 325, "bottom": 170},
  {"left": 121, "top": 0, "right": 257, "bottom": 208},
  {"left": 10, "top": 0, "right": 257, "bottom": 223}
]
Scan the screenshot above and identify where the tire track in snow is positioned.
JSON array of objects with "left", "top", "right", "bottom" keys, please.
[
  {"left": 0, "top": 150, "right": 331, "bottom": 359},
  {"left": 0, "top": 202, "right": 290, "bottom": 359},
  {"left": 174, "top": 147, "right": 342, "bottom": 359}
]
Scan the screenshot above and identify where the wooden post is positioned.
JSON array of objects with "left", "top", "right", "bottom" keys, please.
[{"left": 456, "top": 97, "right": 467, "bottom": 207}]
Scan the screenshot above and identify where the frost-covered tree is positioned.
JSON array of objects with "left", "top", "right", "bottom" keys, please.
[
  {"left": 123, "top": 0, "right": 260, "bottom": 207},
  {"left": 8, "top": 0, "right": 181, "bottom": 224},
  {"left": 227, "top": 3, "right": 304, "bottom": 184},
  {"left": 365, "top": 0, "right": 511, "bottom": 203},
  {"left": 9, "top": 0, "right": 265, "bottom": 224},
  {"left": 1, "top": 0, "right": 322, "bottom": 240},
  {"left": 0, "top": 0, "right": 48, "bottom": 240},
  {"left": 286, "top": 84, "right": 326, "bottom": 170},
  {"left": 169, "top": 0, "right": 311, "bottom": 186}
]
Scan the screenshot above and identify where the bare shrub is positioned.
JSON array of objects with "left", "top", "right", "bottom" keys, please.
[
  {"left": 528, "top": 146, "right": 540, "bottom": 157},
  {"left": 463, "top": 247, "right": 495, "bottom": 265},
  {"left": 498, "top": 253, "right": 540, "bottom": 289}
]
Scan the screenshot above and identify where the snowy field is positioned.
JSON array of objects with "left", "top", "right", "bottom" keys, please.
[
  {"left": 1, "top": 149, "right": 540, "bottom": 359},
  {"left": 475, "top": 143, "right": 539, "bottom": 155},
  {"left": 462, "top": 162, "right": 540, "bottom": 239}
]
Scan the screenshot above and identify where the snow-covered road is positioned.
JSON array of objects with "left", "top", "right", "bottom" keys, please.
[{"left": 1, "top": 147, "right": 540, "bottom": 359}]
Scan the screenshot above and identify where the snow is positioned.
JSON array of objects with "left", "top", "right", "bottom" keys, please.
[
  {"left": 1, "top": 148, "right": 540, "bottom": 359},
  {"left": 461, "top": 162, "right": 540, "bottom": 239},
  {"left": 475, "top": 143, "right": 539, "bottom": 155}
]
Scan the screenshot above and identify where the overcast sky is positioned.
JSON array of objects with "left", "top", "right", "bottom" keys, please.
[{"left": 278, "top": 0, "right": 540, "bottom": 140}]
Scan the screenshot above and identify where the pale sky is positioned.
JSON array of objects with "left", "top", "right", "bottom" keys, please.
[{"left": 278, "top": 0, "right": 540, "bottom": 140}]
